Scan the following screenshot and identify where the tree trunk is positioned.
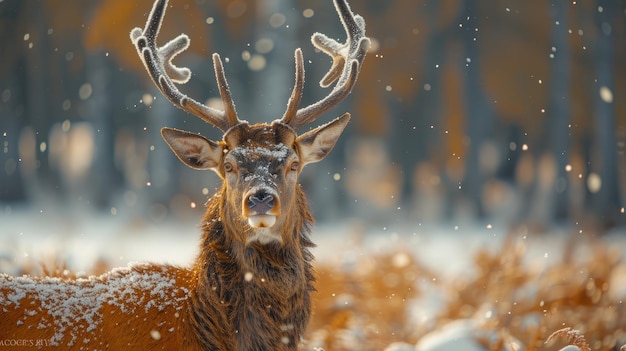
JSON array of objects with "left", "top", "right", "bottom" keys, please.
[
  {"left": 390, "top": 0, "right": 447, "bottom": 211},
  {"left": 460, "top": 0, "right": 494, "bottom": 219},
  {"left": 86, "top": 51, "right": 120, "bottom": 209},
  {"left": 0, "top": 0, "right": 27, "bottom": 203},
  {"left": 25, "top": 3, "right": 56, "bottom": 197},
  {"left": 146, "top": 89, "right": 179, "bottom": 210},
  {"left": 252, "top": 0, "right": 295, "bottom": 123},
  {"left": 589, "top": 0, "right": 622, "bottom": 227},
  {"left": 547, "top": 0, "right": 572, "bottom": 222},
  {"left": 0, "top": 63, "right": 27, "bottom": 202}
]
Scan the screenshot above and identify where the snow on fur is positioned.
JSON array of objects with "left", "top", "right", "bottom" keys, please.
[{"left": 0, "top": 263, "right": 189, "bottom": 346}]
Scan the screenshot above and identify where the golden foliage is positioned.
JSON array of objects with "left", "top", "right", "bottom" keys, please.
[
  {"left": 84, "top": 0, "right": 216, "bottom": 73},
  {"left": 6, "top": 231, "right": 626, "bottom": 351},
  {"left": 309, "top": 250, "right": 434, "bottom": 350},
  {"left": 477, "top": 0, "right": 551, "bottom": 129},
  {"left": 308, "top": 232, "right": 626, "bottom": 351}
]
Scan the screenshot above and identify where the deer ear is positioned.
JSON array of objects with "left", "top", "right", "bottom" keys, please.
[
  {"left": 296, "top": 113, "right": 350, "bottom": 166},
  {"left": 161, "top": 127, "right": 223, "bottom": 170}
]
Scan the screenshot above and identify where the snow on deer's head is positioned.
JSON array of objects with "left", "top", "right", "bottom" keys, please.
[{"left": 161, "top": 116, "right": 349, "bottom": 244}]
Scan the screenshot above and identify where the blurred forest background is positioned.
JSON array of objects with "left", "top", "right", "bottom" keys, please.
[{"left": 0, "top": 0, "right": 625, "bottom": 230}]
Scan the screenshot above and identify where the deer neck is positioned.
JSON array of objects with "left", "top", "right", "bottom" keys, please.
[
  {"left": 188, "top": 187, "right": 316, "bottom": 350},
  {"left": 196, "top": 186, "right": 316, "bottom": 290}
]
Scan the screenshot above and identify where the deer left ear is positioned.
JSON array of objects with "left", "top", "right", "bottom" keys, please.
[
  {"left": 161, "top": 127, "right": 224, "bottom": 170},
  {"left": 296, "top": 113, "right": 350, "bottom": 166}
]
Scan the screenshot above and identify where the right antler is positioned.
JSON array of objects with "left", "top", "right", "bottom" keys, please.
[
  {"left": 281, "top": 0, "right": 370, "bottom": 130},
  {"left": 130, "top": 0, "right": 240, "bottom": 132}
]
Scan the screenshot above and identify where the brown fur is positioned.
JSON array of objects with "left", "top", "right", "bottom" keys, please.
[
  {"left": 1, "top": 264, "right": 195, "bottom": 349},
  {"left": 191, "top": 184, "right": 315, "bottom": 350}
]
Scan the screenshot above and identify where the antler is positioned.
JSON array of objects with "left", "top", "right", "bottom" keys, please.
[
  {"left": 281, "top": 0, "right": 371, "bottom": 130},
  {"left": 130, "top": 0, "right": 240, "bottom": 132}
]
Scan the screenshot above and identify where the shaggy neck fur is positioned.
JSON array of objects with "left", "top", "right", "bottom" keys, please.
[{"left": 186, "top": 184, "right": 316, "bottom": 350}]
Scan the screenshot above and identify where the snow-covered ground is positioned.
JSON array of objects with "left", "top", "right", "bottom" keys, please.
[
  {"left": 2, "top": 203, "right": 624, "bottom": 276},
  {"left": 2, "top": 204, "right": 626, "bottom": 350}
]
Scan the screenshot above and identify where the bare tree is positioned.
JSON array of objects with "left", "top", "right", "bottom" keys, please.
[
  {"left": 547, "top": 1, "right": 572, "bottom": 221},
  {"left": 460, "top": 0, "right": 495, "bottom": 219},
  {"left": 589, "top": 0, "right": 623, "bottom": 227}
]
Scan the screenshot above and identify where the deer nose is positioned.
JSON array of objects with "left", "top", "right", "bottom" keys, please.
[{"left": 246, "top": 192, "right": 275, "bottom": 215}]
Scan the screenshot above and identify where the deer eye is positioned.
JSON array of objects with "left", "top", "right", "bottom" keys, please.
[
  {"left": 224, "top": 162, "right": 235, "bottom": 173},
  {"left": 289, "top": 161, "right": 299, "bottom": 172}
]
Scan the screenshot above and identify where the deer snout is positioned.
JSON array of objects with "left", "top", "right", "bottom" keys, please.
[
  {"left": 247, "top": 191, "right": 275, "bottom": 215},
  {"left": 243, "top": 189, "right": 280, "bottom": 229}
]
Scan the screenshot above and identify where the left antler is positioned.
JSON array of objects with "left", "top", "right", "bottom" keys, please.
[
  {"left": 280, "top": 0, "right": 370, "bottom": 130},
  {"left": 130, "top": 0, "right": 240, "bottom": 132}
]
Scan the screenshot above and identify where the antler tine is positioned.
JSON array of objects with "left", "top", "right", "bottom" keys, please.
[
  {"left": 282, "top": 0, "right": 370, "bottom": 131},
  {"left": 130, "top": 0, "right": 240, "bottom": 132},
  {"left": 280, "top": 48, "right": 305, "bottom": 126},
  {"left": 211, "top": 53, "right": 240, "bottom": 129}
]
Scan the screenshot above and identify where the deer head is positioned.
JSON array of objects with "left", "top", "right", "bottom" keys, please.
[{"left": 130, "top": 0, "right": 369, "bottom": 245}]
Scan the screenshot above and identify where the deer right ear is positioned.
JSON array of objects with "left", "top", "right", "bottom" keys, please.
[
  {"left": 296, "top": 113, "right": 350, "bottom": 166},
  {"left": 161, "top": 127, "right": 223, "bottom": 170}
]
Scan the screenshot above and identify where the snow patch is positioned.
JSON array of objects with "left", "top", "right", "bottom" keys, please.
[{"left": 0, "top": 263, "right": 189, "bottom": 346}]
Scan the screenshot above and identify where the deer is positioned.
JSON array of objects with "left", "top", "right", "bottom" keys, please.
[{"left": 0, "top": 0, "right": 369, "bottom": 349}]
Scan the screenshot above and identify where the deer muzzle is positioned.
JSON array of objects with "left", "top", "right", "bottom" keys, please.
[{"left": 243, "top": 189, "right": 280, "bottom": 228}]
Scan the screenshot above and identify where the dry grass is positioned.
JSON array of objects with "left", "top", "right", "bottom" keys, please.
[
  {"left": 545, "top": 328, "right": 591, "bottom": 351},
  {"left": 306, "top": 232, "right": 626, "bottom": 351},
  {"left": 6, "top": 231, "right": 626, "bottom": 351},
  {"left": 307, "top": 250, "right": 434, "bottom": 350}
]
